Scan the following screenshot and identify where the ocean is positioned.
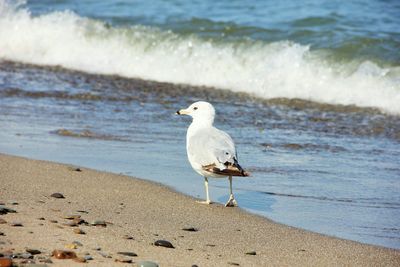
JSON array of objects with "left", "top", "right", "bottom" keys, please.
[{"left": 0, "top": 0, "right": 399, "bottom": 249}]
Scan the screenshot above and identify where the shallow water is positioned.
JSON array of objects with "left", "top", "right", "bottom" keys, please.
[
  {"left": 0, "top": 61, "right": 399, "bottom": 249},
  {"left": 1, "top": 0, "right": 399, "bottom": 249}
]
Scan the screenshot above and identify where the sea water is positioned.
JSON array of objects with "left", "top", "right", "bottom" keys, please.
[{"left": 0, "top": 0, "right": 399, "bottom": 249}]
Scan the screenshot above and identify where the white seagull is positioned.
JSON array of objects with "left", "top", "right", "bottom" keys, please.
[{"left": 176, "top": 101, "right": 249, "bottom": 207}]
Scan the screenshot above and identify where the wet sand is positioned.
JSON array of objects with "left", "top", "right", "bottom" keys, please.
[{"left": 0, "top": 153, "right": 399, "bottom": 266}]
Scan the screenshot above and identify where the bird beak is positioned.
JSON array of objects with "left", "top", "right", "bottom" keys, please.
[{"left": 176, "top": 108, "right": 189, "bottom": 115}]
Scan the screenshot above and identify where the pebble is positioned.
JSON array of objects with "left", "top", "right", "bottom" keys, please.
[
  {"left": 38, "top": 257, "right": 53, "bottom": 264},
  {"left": 154, "top": 240, "right": 175, "bottom": 249},
  {"left": 83, "top": 255, "right": 93, "bottom": 261},
  {"left": 0, "top": 205, "right": 17, "bottom": 215},
  {"left": 49, "top": 220, "right": 58, "bottom": 223},
  {"left": 50, "top": 193, "right": 65, "bottom": 199},
  {"left": 0, "top": 258, "right": 12, "bottom": 267},
  {"left": 245, "top": 251, "right": 256, "bottom": 255},
  {"left": 228, "top": 262, "right": 240, "bottom": 266},
  {"left": 122, "top": 235, "right": 134, "bottom": 240},
  {"left": 14, "top": 253, "right": 33, "bottom": 259},
  {"left": 73, "top": 228, "right": 86, "bottom": 235},
  {"left": 52, "top": 250, "right": 77, "bottom": 259},
  {"left": 74, "top": 218, "right": 87, "bottom": 225},
  {"left": 63, "top": 221, "right": 78, "bottom": 227},
  {"left": 0, "top": 232, "right": 4, "bottom": 236},
  {"left": 115, "top": 257, "right": 132, "bottom": 263},
  {"left": 76, "top": 210, "right": 89, "bottom": 214},
  {"left": 91, "top": 220, "right": 107, "bottom": 227},
  {"left": 74, "top": 168, "right": 82, "bottom": 172},
  {"left": 64, "top": 215, "right": 81, "bottom": 220},
  {"left": 117, "top": 252, "right": 137, "bottom": 257},
  {"left": 0, "top": 218, "right": 7, "bottom": 224},
  {"left": 138, "top": 261, "right": 159, "bottom": 267},
  {"left": 37, "top": 217, "right": 45, "bottom": 220},
  {"left": 182, "top": 227, "right": 199, "bottom": 232},
  {"left": 26, "top": 249, "right": 41, "bottom": 255},
  {"left": 97, "top": 251, "right": 111, "bottom": 258},
  {"left": 10, "top": 222, "right": 23, "bottom": 227}
]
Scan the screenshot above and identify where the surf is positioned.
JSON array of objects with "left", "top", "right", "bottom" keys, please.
[{"left": 1, "top": 0, "right": 399, "bottom": 114}]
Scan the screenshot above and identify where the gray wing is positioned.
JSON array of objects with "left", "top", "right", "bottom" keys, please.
[{"left": 188, "top": 127, "right": 236, "bottom": 169}]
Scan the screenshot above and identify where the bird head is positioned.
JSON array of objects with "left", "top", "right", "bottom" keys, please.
[{"left": 176, "top": 101, "right": 215, "bottom": 124}]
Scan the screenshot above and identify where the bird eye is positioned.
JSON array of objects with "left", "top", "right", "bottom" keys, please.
[{"left": 193, "top": 107, "right": 198, "bottom": 110}]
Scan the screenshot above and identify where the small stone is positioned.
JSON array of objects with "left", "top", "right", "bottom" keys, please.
[
  {"left": 26, "top": 249, "right": 41, "bottom": 255},
  {"left": 50, "top": 193, "right": 65, "bottom": 199},
  {"left": 228, "top": 262, "right": 240, "bottom": 266},
  {"left": 10, "top": 222, "right": 23, "bottom": 227},
  {"left": 97, "top": 251, "right": 111, "bottom": 258},
  {"left": 73, "top": 228, "right": 86, "bottom": 235},
  {"left": 91, "top": 220, "right": 107, "bottom": 227},
  {"left": 52, "top": 250, "right": 77, "bottom": 259},
  {"left": 37, "top": 217, "right": 45, "bottom": 220},
  {"left": 0, "top": 218, "right": 7, "bottom": 224},
  {"left": 15, "top": 253, "right": 33, "bottom": 259},
  {"left": 0, "top": 232, "right": 4, "bottom": 236},
  {"left": 38, "top": 257, "right": 53, "bottom": 263},
  {"left": 192, "top": 265, "right": 199, "bottom": 267},
  {"left": 0, "top": 205, "right": 17, "bottom": 215},
  {"left": 65, "top": 244, "right": 77, "bottom": 249},
  {"left": 115, "top": 257, "right": 132, "bottom": 263},
  {"left": 73, "top": 257, "right": 86, "bottom": 263},
  {"left": 75, "top": 168, "right": 82, "bottom": 172},
  {"left": 122, "top": 235, "right": 133, "bottom": 240},
  {"left": 0, "top": 258, "right": 12, "bottom": 267},
  {"left": 206, "top": 244, "right": 216, "bottom": 247},
  {"left": 63, "top": 221, "right": 78, "bottom": 227},
  {"left": 182, "top": 227, "right": 198, "bottom": 232},
  {"left": 245, "top": 251, "right": 256, "bottom": 255},
  {"left": 76, "top": 210, "right": 89, "bottom": 214},
  {"left": 64, "top": 215, "right": 81, "bottom": 220},
  {"left": 154, "top": 240, "right": 174, "bottom": 248},
  {"left": 74, "top": 218, "right": 87, "bottom": 225},
  {"left": 138, "top": 261, "right": 159, "bottom": 267},
  {"left": 117, "top": 252, "right": 137, "bottom": 257},
  {"left": 50, "top": 220, "right": 58, "bottom": 223},
  {"left": 83, "top": 255, "right": 93, "bottom": 261}
]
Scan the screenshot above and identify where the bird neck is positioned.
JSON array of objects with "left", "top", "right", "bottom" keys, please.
[{"left": 187, "top": 118, "right": 213, "bottom": 141}]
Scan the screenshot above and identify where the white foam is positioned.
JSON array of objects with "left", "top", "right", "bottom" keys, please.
[{"left": 1, "top": 1, "right": 399, "bottom": 114}]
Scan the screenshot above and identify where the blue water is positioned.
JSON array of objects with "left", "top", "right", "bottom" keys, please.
[{"left": 0, "top": 0, "right": 399, "bottom": 249}]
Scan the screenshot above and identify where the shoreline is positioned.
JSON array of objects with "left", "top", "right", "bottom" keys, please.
[{"left": 0, "top": 153, "right": 399, "bottom": 266}]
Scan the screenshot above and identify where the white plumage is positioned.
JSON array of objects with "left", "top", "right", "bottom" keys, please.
[{"left": 177, "top": 101, "right": 249, "bottom": 207}]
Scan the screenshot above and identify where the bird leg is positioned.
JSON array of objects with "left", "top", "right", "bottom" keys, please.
[
  {"left": 225, "top": 176, "right": 238, "bottom": 207},
  {"left": 196, "top": 177, "right": 212, "bottom": 204}
]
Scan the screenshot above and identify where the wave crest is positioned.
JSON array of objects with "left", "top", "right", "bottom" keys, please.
[{"left": 0, "top": 1, "right": 399, "bottom": 114}]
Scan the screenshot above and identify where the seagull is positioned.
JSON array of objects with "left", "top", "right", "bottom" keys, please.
[{"left": 176, "top": 101, "right": 249, "bottom": 207}]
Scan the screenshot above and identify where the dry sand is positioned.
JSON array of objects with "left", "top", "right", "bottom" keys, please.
[{"left": 0, "top": 153, "right": 399, "bottom": 266}]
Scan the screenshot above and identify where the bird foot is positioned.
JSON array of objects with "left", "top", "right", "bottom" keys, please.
[
  {"left": 225, "top": 194, "right": 238, "bottom": 207},
  {"left": 196, "top": 200, "right": 212, "bottom": 205}
]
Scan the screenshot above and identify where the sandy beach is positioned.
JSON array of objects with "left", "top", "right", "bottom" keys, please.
[{"left": 0, "top": 153, "right": 399, "bottom": 266}]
